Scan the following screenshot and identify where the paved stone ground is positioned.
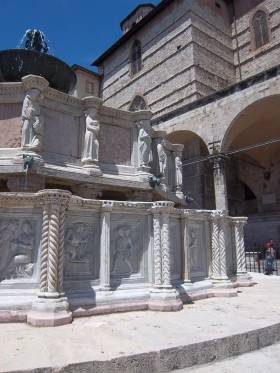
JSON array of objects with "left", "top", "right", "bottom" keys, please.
[
  {"left": 0, "top": 273, "right": 280, "bottom": 372},
  {"left": 175, "top": 342, "right": 280, "bottom": 372}
]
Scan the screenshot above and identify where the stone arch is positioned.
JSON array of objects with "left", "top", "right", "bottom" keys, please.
[
  {"left": 220, "top": 95, "right": 280, "bottom": 245},
  {"left": 166, "top": 130, "right": 215, "bottom": 209},
  {"left": 221, "top": 95, "right": 280, "bottom": 152}
]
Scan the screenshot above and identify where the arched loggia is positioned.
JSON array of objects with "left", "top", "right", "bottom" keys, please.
[{"left": 222, "top": 95, "right": 280, "bottom": 246}]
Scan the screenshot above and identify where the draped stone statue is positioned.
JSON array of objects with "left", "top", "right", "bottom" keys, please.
[
  {"left": 138, "top": 121, "right": 152, "bottom": 168},
  {"left": 21, "top": 89, "right": 43, "bottom": 150},
  {"left": 82, "top": 108, "right": 100, "bottom": 164},
  {"left": 157, "top": 141, "right": 168, "bottom": 180},
  {"left": 175, "top": 154, "right": 183, "bottom": 190}
]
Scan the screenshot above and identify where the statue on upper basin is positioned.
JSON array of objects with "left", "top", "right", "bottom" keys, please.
[
  {"left": 23, "top": 29, "right": 49, "bottom": 53},
  {"left": 175, "top": 154, "right": 183, "bottom": 190},
  {"left": 138, "top": 120, "right": 152, "bottom": 168},
  {"left": 157, "top": 141, "right": 168, "bottom": 181},
  {"left": 82, "top": 108, "right": 100, "bottom": 164},
  {"left": 21, "top": 88, "right": 43, "bottom": 151}
]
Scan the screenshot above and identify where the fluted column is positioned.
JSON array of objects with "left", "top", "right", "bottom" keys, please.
[
  {"left": 210, "top": 210, "right": 229, "bottom": 281},
  {"left": 149, "top": 201, "right": 183, "bottom": 311},
  {"left": 100, "top": 201, "right": 113, "bottom": 290},
  {"left": 27, "top": 189, "right": 72, "bottom": 327}
]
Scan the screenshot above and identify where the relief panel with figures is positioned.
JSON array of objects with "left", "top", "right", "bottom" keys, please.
[
  {"left": 64, "top": 218, "right": 99, "bottom": 280},
  {"left": 169, "top": 218, "right": 182, "bottom": 281},
  {"left": 110, "top": 215, "right": 147, "bottom": 284},
  {"left": 0, "top": 216, "right": 40, "bottom": 282},
  {"left": 189, "top": 223, "right": 208, "bottom": 281}
]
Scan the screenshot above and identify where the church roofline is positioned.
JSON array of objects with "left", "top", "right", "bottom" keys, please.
[
  {"left": 92, "top": 0, "right": 173, "bottom": 66},
  {"left": 120, "top": 3, "right": 156, "bottom": 29}
]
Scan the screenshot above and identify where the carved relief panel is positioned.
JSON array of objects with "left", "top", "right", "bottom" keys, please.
[
  {"left": 169, "top": 218, "right": 182, "bottom": 281},
  {"left": 0, "top": 214, "right": 40, "bottom": 282},
  {"left": 64, "top": 215, "right": 100, "bottom": 280},
  {"left": 189, "top": 222, "right": 208, "bottom": 281},
  {"left": 110, "top": 214, "right": 147, "bottom": 285}
]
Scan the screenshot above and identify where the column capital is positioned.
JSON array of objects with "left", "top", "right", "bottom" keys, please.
[
  {"left": 231, "top": 217, "right": 248, "bottom": 225},
  {"left": 151, "top": 201, "right": 175, "bottom": 214},
  {"left": 101, "top": 200, "right": 114, "bottom": 212},
  {"left": 37, "top": 189, "right": 72, "bottom": 207},
  {"left": 210, "top": 210, "right": 227, "bottom": 221}
]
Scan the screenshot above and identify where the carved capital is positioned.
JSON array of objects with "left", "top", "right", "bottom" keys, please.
[
  {"left": 82, "top": 96, "right": 102, "bottom": 110},
  {"left": 152, "top": 201, "right": 175, "bottom": 214},
  {"left": 22, "top": 75, "right": 49, "bottom": 92}
]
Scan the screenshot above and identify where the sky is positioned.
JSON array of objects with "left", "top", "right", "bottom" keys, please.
[{"left": 0, "top": 0, "right": 160, "bottom": 71}]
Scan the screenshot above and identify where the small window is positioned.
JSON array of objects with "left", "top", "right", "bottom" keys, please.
[
  {"left": 85, "top": 80, "right": 95, "bottom": 95},
  {"left": 130, "top": 40, "right": 142, "bottom": 76},
  {"left": 252, "top": 10, "right": 269, "bottom": 49},
  {"left": 129, "top": 95, "right": 148, "bottom": 111}
]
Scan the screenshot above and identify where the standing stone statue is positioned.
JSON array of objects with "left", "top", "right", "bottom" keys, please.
[
  {"left": 21, "top": 89, "right": 43, "bottom": 150},
  {"left": 157, "top": 141, "right": 168, "bottom": 180},
  {"left": 138, "top": 121, "right": 152, "bottom": 168},
  {"left": 82, "top": 108, "right": 100, "bottom": 164},
  {"left": 175, "top": 154, "right": 183, "bottom": 190}
]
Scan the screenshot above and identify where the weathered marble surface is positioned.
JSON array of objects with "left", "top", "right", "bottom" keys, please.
[{"left": 0, "top": 103, "right": 21, "bottom": 148}]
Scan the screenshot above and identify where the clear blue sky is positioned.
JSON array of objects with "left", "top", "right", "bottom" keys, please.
[{"left": 0, "top": 0, "right": 160, "bottom": 70}]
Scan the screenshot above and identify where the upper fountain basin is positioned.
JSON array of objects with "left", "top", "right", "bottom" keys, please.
[{"left": 0, "top": 49, "right": 76, "bottom": 94}]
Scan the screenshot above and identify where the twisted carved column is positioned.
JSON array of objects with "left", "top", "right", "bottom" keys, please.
[
  {"left": 210, "top": 210, "right": 228, "bottom": 281},
  {"left": 153, "top": 213, "right": 162, "bottom": 287},
  {"left": 38, "top": 190, "right": 71, "bottom": 297},
  {"left": 232, "top": 217, "right": 248, "bottom": 275},
  {"left": 151, "top": 202, "right": 174, "bottom": 288},
  {"left": 149, "top": 201, "right": 183, "bottom": 311},
  {"left": 161, "top": 214, "right": 171, "bottom": 287}
]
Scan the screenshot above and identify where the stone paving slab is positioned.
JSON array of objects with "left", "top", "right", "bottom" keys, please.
[{"left": 1, "top": 273, "right": 280, "bottom": 373}]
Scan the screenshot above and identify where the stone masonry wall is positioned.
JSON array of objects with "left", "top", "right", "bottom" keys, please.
[
  {"left": 233, "top": 0, "right": 280, "bottom": 80},
  {"left": 99, "top": 0, "right": 235, "bottom": 118}
]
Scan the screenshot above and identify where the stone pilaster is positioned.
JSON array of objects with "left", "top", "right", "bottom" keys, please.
[
  {"left": 99, "top": 201, "right": 113, "bottom": 291},
  {"left": 232, "top": 217, "right": 252, "bottom": 283},
  {"left": 27, "top": 189, "right": 72, "bottom": 327},
  {"left": 211, "top": 155, "right": 228, "bottom": 211},
  {"left": 149, "top": 201, "right": 183, "bottom": 311},
  {"left": 181, "top": 212, "right": 191, "bottom": 284},
  {"left": 210, "top": 210, "right": 229, "bottom": 282}
]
